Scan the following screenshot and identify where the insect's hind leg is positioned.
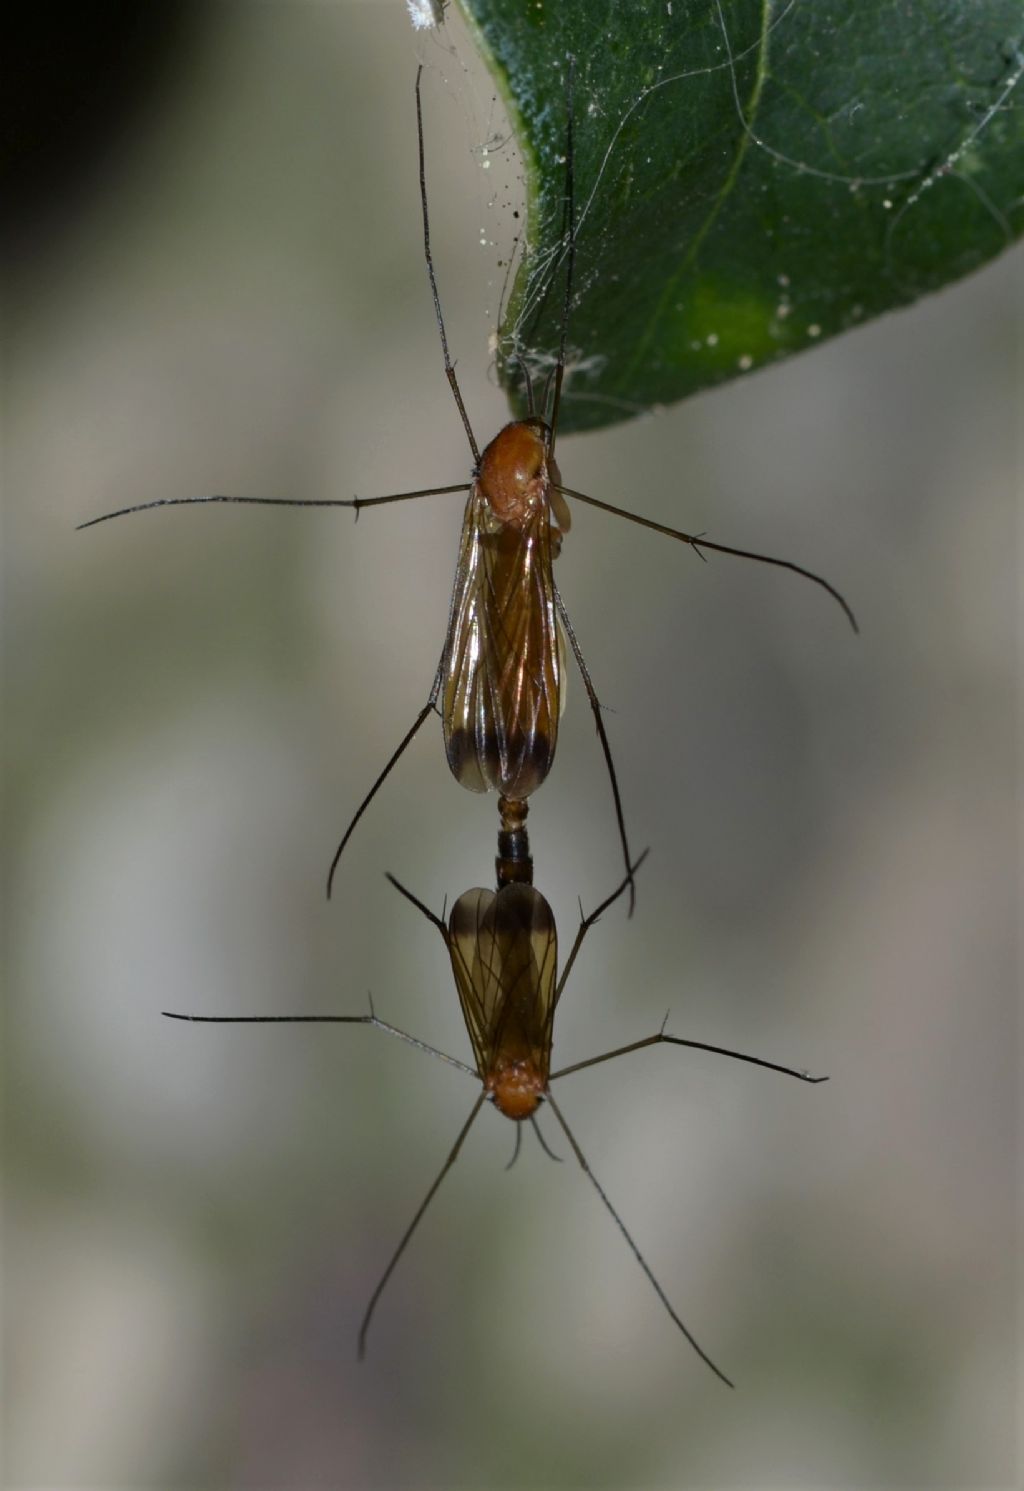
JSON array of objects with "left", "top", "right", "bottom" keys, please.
[
  {"left": 385, "top": 870, "right": 448, "bottom": 942},
  {"left": 359, "top": 1093, "right": 487, "bottom": 1358},
  {"left": 554, "top": 588, "right": 637, "bottom": 916},
  {"left": 326, "top": 683, "right": 442, "bottom": 899}
]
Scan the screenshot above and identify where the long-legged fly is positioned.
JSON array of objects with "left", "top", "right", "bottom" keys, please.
[
  {"left": 165, "top": 851, "right": 827, "bottom": 1385},
  {"left": 80, "top": 65, "right": 857, "bottom": 913}
]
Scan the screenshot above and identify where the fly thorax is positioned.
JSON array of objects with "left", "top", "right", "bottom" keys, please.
[{"left": 477, "top": 419, "right": 551, "bottom": 528}]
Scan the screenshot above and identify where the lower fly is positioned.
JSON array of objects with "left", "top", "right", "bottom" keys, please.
[{"left": 164, "top": 852, "right": 827, "bottom": 1385}]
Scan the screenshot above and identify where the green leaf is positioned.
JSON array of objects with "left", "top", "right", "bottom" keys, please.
[{"left": 456, "top": 0, "right": 1024, "bottom": 433}]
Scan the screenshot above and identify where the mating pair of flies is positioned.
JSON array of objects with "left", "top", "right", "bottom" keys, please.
[{"left": 82, "top": 66, "right": 855, "bottom": 1383}]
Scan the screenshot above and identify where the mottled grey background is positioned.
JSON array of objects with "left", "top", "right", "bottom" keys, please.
[{"left": 4, "top": 1, "right": 1019, "bottom": 1486}]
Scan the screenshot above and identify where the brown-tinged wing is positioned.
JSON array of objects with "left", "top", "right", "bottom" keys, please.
[
  {"left": 447, "top": 884, "right": 559, "bottom": 1085},
  {"left": 442, "top": 489, "right": 561, "bottom": 798}
]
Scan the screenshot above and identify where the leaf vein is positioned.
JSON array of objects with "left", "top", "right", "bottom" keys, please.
[{"left": 621, "top": 0, "right": 774, "bottom": 387}]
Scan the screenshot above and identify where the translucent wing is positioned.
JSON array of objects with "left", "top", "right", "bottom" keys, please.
[
  {"left": 447, "top": 884, "right": 559, "bottom": 1103},
  {"left": 442, "top": 487, "right": 561, "bottom": 798}
]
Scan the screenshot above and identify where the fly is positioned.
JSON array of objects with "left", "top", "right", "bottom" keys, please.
[
  {"left": 80, "top": 65, "right": 858, "bottom": 914},
  {"left": 164, "top": 851, "right": 828, "bottom": 1385}
]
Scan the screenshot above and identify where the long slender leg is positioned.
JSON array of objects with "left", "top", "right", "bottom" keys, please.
[
  {"left": 554, "top": 483, "right": 858, "bottom": 633},
  {"left": 554, "top": 850, "right": 649, "bottom": 1005},
  {"left": 550, "top": 1023, "right": 828, "bottom": 1084},
  {"left": 349, "top": 486, "right": 471, "bottom": 513},
  {"left": 519, "top": 350, "right": 537, "bottom": 419},
  {"left": 510, "top": 63, "right": 576, "bottom": 430},
  {"left": 415, "top": 68, "right": 480, "bottom": 467},
  {"left": 385, "top": 871, "right": 449, "bottom": 944},
  {"left": 547, "top": 55, "right": 576, "bottom": 453},
  {"left": 162, "top": 1005, "right": 476, "bottom": 1079},
  {"left": 326, "top": 695, "right": 439, "bottom": 899},
  {"left": 327, "top": 548, "right": 458, "bottom": 901},
  {"left": 545, "top": 1093, "right": 733, "bottom": 1387},
  {"left": 77, "top": 485, "right": 470, "bottom": 531},
  {"left": 327, "top": 478, "right": 473, "bottom": 898},
  {"left": 358, "top": 1093, "right": 486, "bottom": 1358},
  {"left": 554, "top": 588, "right": 637, "bottom": 916}
]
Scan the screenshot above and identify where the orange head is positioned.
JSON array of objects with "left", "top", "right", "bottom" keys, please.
[{"left": 486, "top": 1059, "right": 545, "bottom": 1120}]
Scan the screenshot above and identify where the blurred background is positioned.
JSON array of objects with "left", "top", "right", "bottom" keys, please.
[{"left": 4, "top": 1, "right": 1019, "bottom": 1485}]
